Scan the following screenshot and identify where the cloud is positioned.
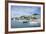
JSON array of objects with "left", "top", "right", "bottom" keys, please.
[{"left": 11, "top": 6, "right": 41, "bottom": 17}]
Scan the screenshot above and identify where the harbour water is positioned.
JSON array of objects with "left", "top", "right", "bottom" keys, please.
[{"left": 11, "top": 20, "right": 40, "bottom": 28}]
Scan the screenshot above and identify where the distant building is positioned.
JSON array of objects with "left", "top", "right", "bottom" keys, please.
[{"left": 11, "top": 14, "right": 40, "bottom": 23}]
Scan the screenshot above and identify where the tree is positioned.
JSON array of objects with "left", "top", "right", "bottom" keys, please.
[
  {"left": 31, "top": 13, "right": 39, "bottom": 21},
  {"left": 31, "top": 14, "right": 39, "bottom": 19}
]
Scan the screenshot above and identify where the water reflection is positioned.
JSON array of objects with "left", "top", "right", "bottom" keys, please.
[{"left": 11, "top": 19, "right": 40, "bottom": 28}]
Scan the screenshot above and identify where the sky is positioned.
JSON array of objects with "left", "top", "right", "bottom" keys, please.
[{"left": 11, "top": 6, "right": 41, "bottom": 17}]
